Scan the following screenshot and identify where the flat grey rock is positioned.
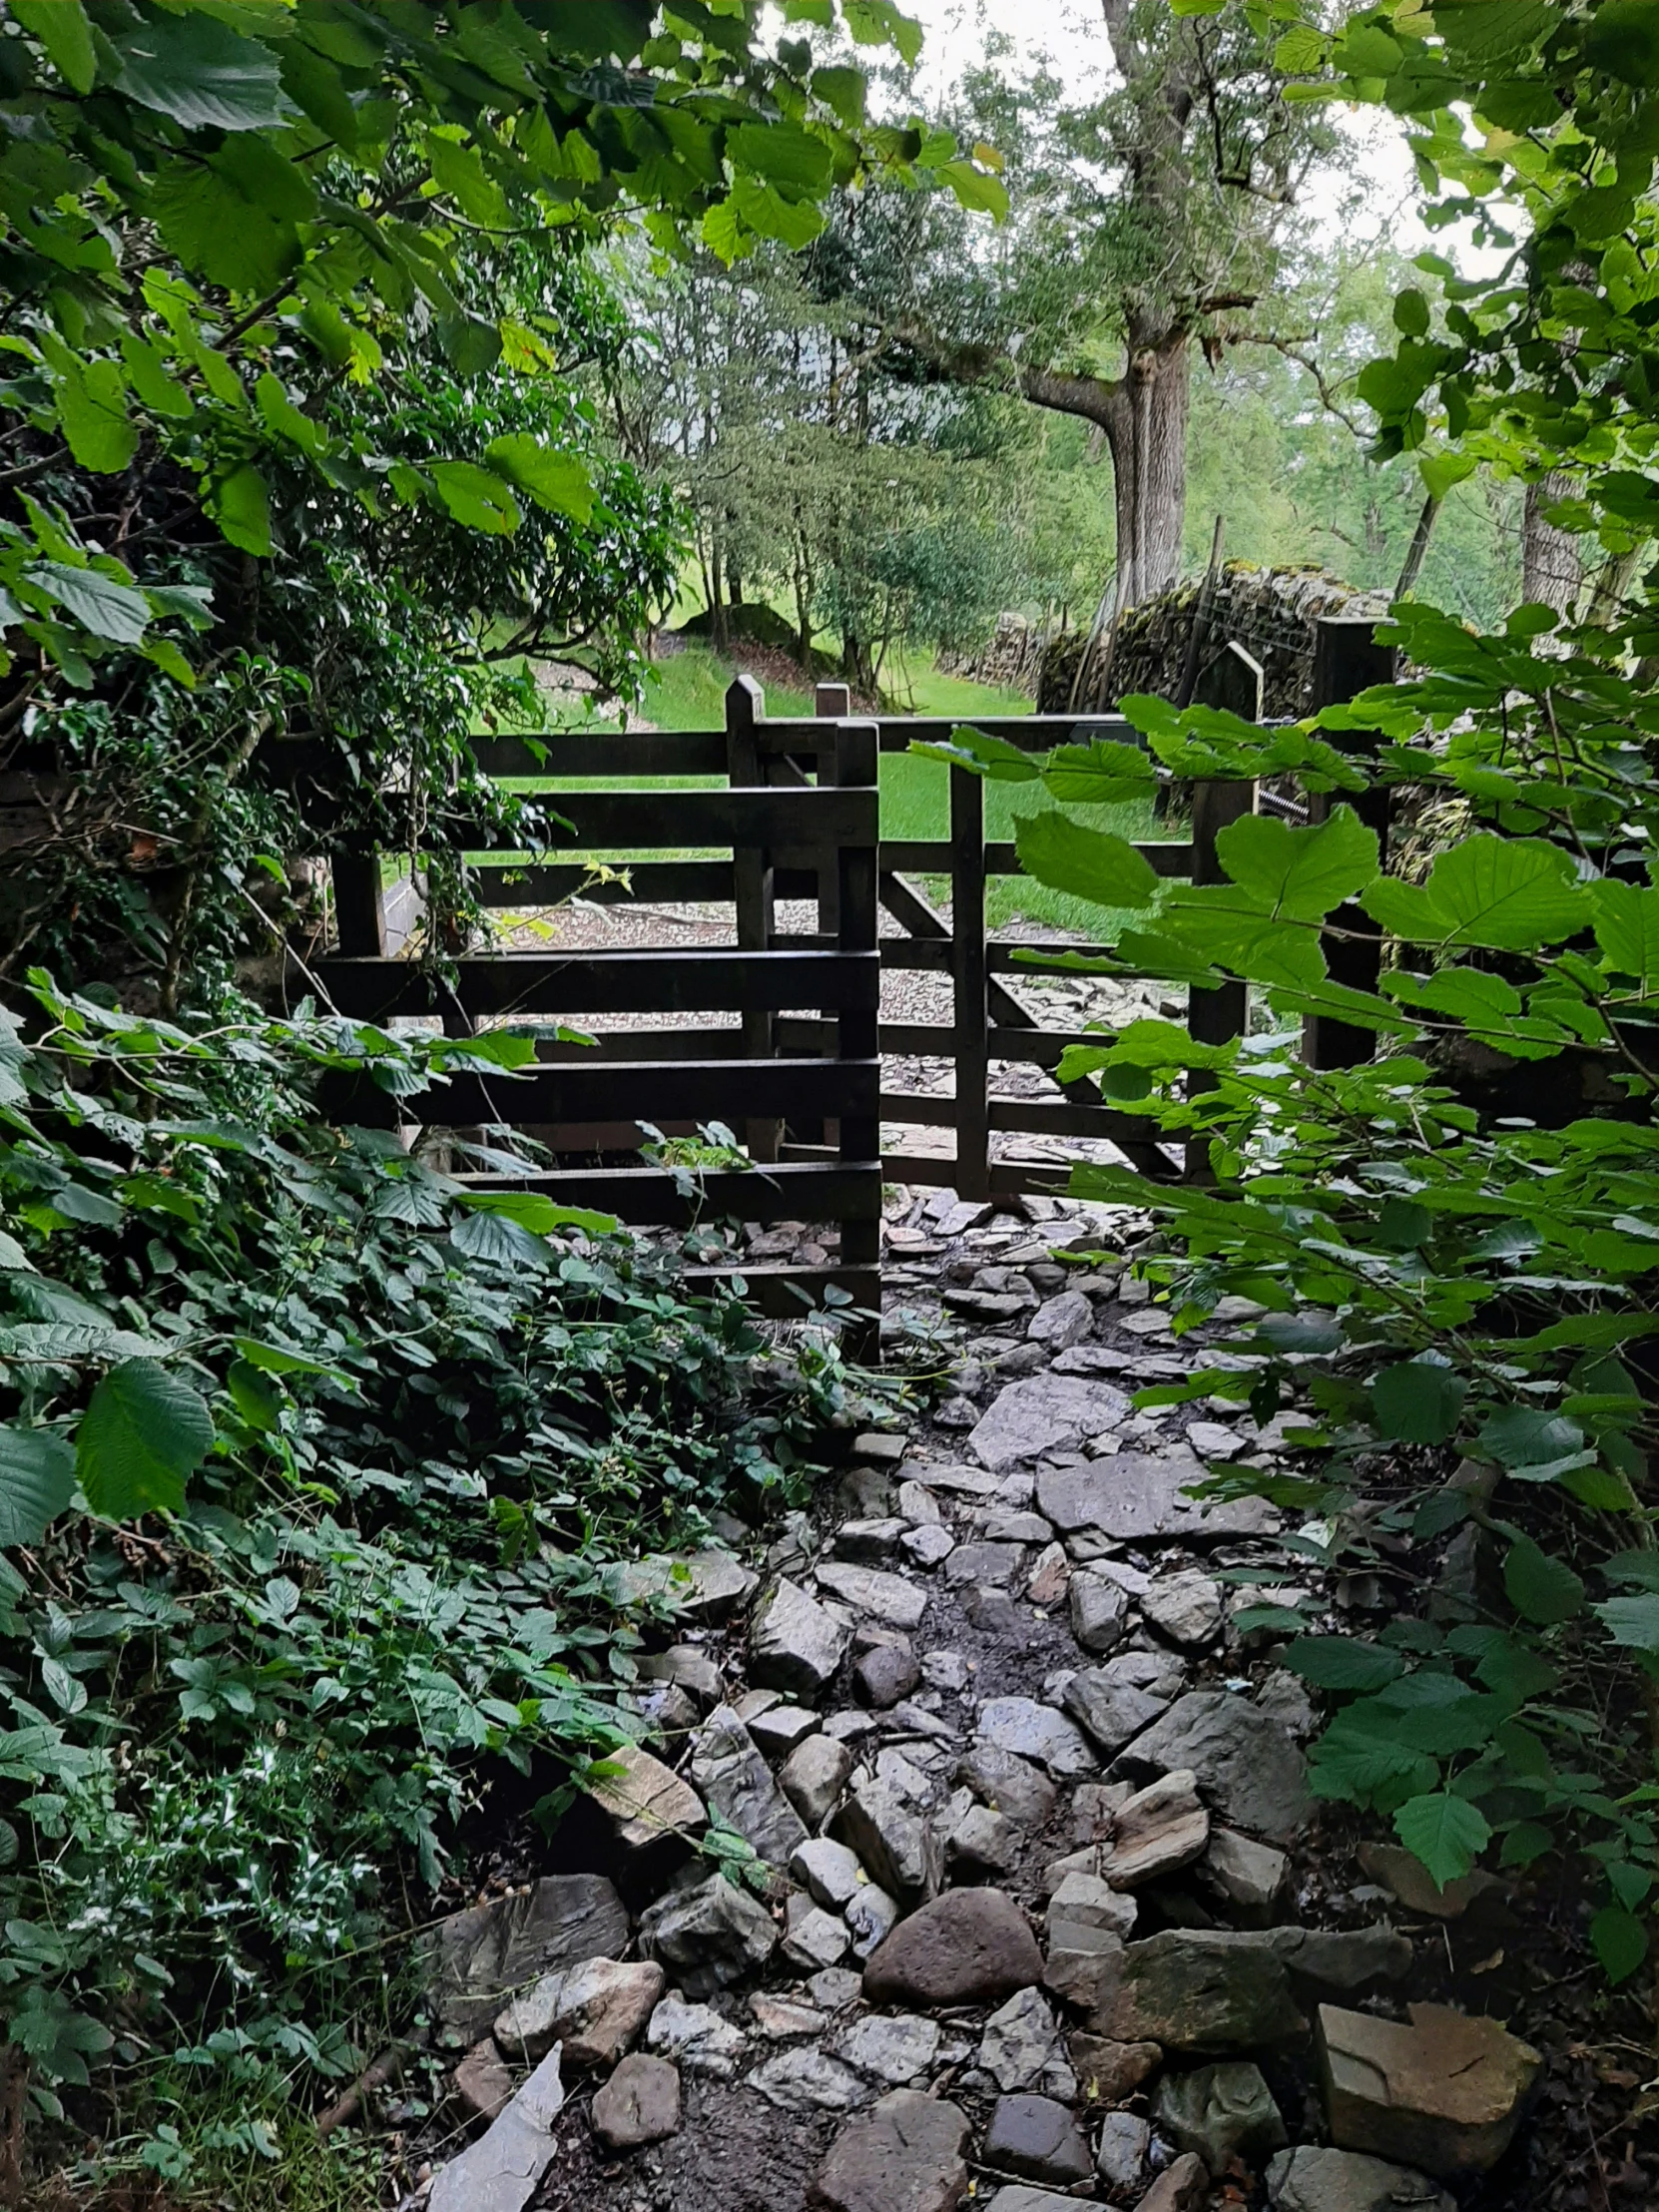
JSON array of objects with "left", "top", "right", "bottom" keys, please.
[
  {"left": 833, "top": 1777, "right": 941, "bottom": 1908},
  {"left": 637, "top": 1874, "right": 777, "bottom": 1998},
  {"left": 1068, "top": 1568, "right": 1132, "bottom": 1654},
  {"left": 426, "top": 1875, "right": 629, "bottom": 2042},
  {"left": 816, "top": 1561, "right": 930, "bottom": 1629},
  {"left": 1036, "top": 1454, "right": 1281, "bottom": 1542},
  {"left": 751, "top": 1577, "right": 852, "bottom": 1698},
  {"left": 750, "top": 2046, "right": 871, "bottom": 2114},
  {"left": 784, "top": 1894, "right": 853, "bottom": 1971},
  {"left": 978, "top": 1985, "right": 1062, "bottom": 2093},
  {"left": 976, "top": 1696, "right": 1097, "bottom": 1780},
  {"left": 1027, "top": 1291, "right": 1093, "bottom": 1350},
  {"left": 792, "top": 1836, "right": 865, "bottom": 1912},
  {"left": 1111, "top": 1691, "right": 1313, "bottom": 1842},
  {"left": 833, "top": 2011, "right": 941, "bottom": 2086},
  {"left": 646, "top": 1992, "right": 747, "bottom": 2078},
  {"left": 428, "top": 2046, "right": 565, "bottom": 2212},
  {"left": 970, "top": 1376, "right": 1132, "bottom": 1470},
  {"left": 1266, "top": 2146, "right": 1456, "bottom": 2212},
  {"left": 1063, "top": 1668, "right": 1169, "bottom": 1756},
  {"left": 691, "top": 1707, "right": 809, "bottom": 1864},
  {"left": 781, "top": 1733, "right": 854, "bottom": 1831},
  {"left": 808, "top": 2090, "right": 971, "bottom": 2212}
]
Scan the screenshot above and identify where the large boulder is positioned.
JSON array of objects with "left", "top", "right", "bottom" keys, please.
[
  {"left": 425, "top": 1875, "right": 629, "bottom": 2043},
  {"left": 809, "top": 2092, "right": 973, "bottom": 2212}
]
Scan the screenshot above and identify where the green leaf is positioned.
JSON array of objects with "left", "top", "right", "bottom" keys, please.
[
  {"left": 234, "top": 1338, "right": 334, "bottom": 1378},
  {"left": 843, "top": 0, "right": 923, "bottom": 61},
  {"left": 207, "top": 465, "right": 272, "bottom": 558},
  {"left": 1372, "top": 1360, "right": 1465, "bottom": 1444},
  {"left": 1364, "top": 836, "right": 1589, "bottom": 952},
  {"left": 936, "top": 161, "right": 1010, "bottom": 219},
  {"left": 429, "top": 461, "right": 521, "bottom": 536},
  {"left": 24, "top": 563, "right": 150, "bottom": 647},
  {"left": 730, "top": 173, "right": 826, "bottom": 251},
  {"left": 75, "top": 1360, "right": 214, "bottom": 1522},
  {"left": 150, "top": 148, "right": 309, "bottom": 295},
  {"left": 455, "top": 1191, "right": 615, "bottom": 1236},
  {"left": 1585, "top": 0, "right": 1659, "bottom": 86},
  {"left": 449, "top": 1210, "right": 553, "bottom": 1269},
  {"left": 53, "top": 361, "right": 137, "bottom": 475},
  {"left": 1341, "top": 23, "right": 1404, "bottom": 75},
  {"left": 1392, "top": 1792, "right": 1491, "bottom": 1891},
  {"left": 112, "top": 12, "right": 294, "bottom": 132},
  {"left": 1014, "top": 813, "right": 1160, "bottom": 908},
  {"left": 728, "top": 121, "right": 833, "bottom": 195},
  {"left": 1595, "top": 1592, "right": 1659, "bottom": 1651},
  {"left": 1214, "top": 806, "right": 1380, "bottom": 920},
  {"left": 10, "top": 1, "right": 97, "bottom": 94},
  {"left": 1478, "top": 1403, "right": 1584, "bottom": 1470},
  {"left": 1419, "top": 450, "right": 1477, "bottom": 502},
  {"left": 813, "top": 65, "right": 866, "bottom": 126},
  {"left": 0, "top": 1427, "right": 75, "bottom": 1549},
  {"left": 254, "top": 372, "right": 323, "bottom": 455},
  {"left": 1503, "top": 1538, "right": 1584, "bottom": 1627},
  {"left": 1394, "top": 288, "right": 1430, "bottom": 337},
  {"left": 1590, "top": 1905, "right": 1650, "bottom": 1984},
  {"left": 484, "top": 435, "right": 595, "bottom": 522},
  {"left": 1282, "top": 1638, "right": 1404, "bottom": 1692}
]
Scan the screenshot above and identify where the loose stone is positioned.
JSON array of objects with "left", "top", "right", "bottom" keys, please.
[
  {"left": 1132, "top": 2152, "right": 1212, "bottom": 2212},
  {"left": 791, "top": 1836, "right": 865, "bottom": 1912},
  {"left": 751, "top": 1577, "right": 853, "bottom": 1698},
  {"left": 978, "top": 1986, "right": 1063, "bottom": 2093},
  {"left": 1266, "top": 2145, "right": 1457, "bottom": 2212},
  {"left": 1316, "top": 2001, "right": 1543, "bottom": 2176},
  {"left": 817, "top": 1560, "right": 931, "bottom": 1629},
  {"left": 781, "top": 1734, "right": 855, "bottom": 1831},
  {"left": 1025, "top": 1542, "right": 1071, "bottom": 1608},
  {"left": 1140, "top": 1568, "right": 1225, "bottom": 1647},
  {"left": 904, "top": 1524, "right": 956, "bottom": 1566},
  {"left": 1068, "top": 1570, "right": 1132, "bottom": 1655},
  {"left": 784, "top": 1893, "right": 853, "bottom": 1971},
  {"left": 1113, "top": 1691, "right": 1312, "bottom": 1843},
  {"left": 844, "top": 1884, "right": 901, "bottom": 1957},
  {"left": 1027, "top": 1291, "right": 1094, "bottom": 1350},
  {"left": 751, "top": 1992, "right": 828, "bottom": 2039},
  {"left": 1096, "top": 2109, "right": 1152, "bottom": 2188},
  {"left": 1086, "top": 1929, "right": 1308, "bottom": 2050},
  {"left": 590, "top": 1743, "right": 708, "bottom": 1865},
  {"left": 691, "top": 1707, "right": 810, "bottom": 1864},
  {"left": 1355, "top": 1842, "right": 1500, "bottom": 1922},
  {"left": 645, "top": 1992, "right": 746, "bottom": 2077},
  {"left": 970, "top": 1376, "right": 1133, "bottom": 1470},
  {"left": 749, "top": 1704, "right": 823, "bottom": 1759},
  {"left": 1063, "top": 1668, "right": 1168, "bottom": 1756},
  {"left": 493, "top": 1955, "right": 664, "bottom": 2068},
  {"left": 426, "top": 1875, "right": 631, "bottom": 2043},
  {"left": 428, "top": 2047, "right": 565, "bottom": 2212},
  {"left": 863, "top": 1887, "right": 1043, "bottom": 2008},
  {"left": 975, "top": 1696, "right": 1097, "bottom": 1779},
  {"left": 1156, "top": 2059, "right": 1289, "bottom": 2171},
  {"left": 956, "top": 1743, "right": 1058, "bottom": 1827},
  {"left": 452, "top": 2038, "right": 512, "bottom": 2123},
  {"left": 810, "top": 1965, "right": 866, "bottom": 2011},
  {"left": 637, "top": 1873, "right": 778, "bottom": 1998},
  {"left": 1036, "top": 1454, "right": 1279, "bottom": 1542},
  {"left": 750, "top": 2046, "right": 871, "bottom": 2114},
  {"left": 834, "top": 1777, "right": 941, "bottom": 1908},
  {"left": 591, "top": 2052, "right": 682, "bottom": 2150},
  {"left": 834, "top": 2011, "right": 942, "bottom": 2086},
  {"left": 982, "top": 2094, "right": 1094, "bottom": 2188},
  {"left": 1069, "top": 2032, "right": 1163, "bottom": 2104},
  {"left": 897, "top": 1479, "right": 943, "bottom": 1525},
  {"left": 1200, "top": 1828, "right": 1292, "bottom": 1926},
  {"left": 1046, "top": 1871, "right": 1137, "bottom": 1942},
  {"left": 639, "top": 1644, "right": 724, "bottom": 1704},
  {"left": 855, "top": 1641, "right": 921, "bottom": 1709},
  {"left": 942, "top": 1541, "right": 1027, "bottom": 1589},
  {"left": 808, "top": 2090, "right": 972, "bottom": 2212},
  {"left": 835, "top": 1517, "right": 908, "bottom": 1561},
  {"left": 1100, "top": 1770, "right": 1211, "bottom": 1887},
  {"left": 943, "top": 1794, "right": 1019, "bottom": 1878}
]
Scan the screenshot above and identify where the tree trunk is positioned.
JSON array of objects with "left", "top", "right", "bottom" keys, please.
[
  {"left": 1099, "top": 326, "right": 1190, "bottom": 610},
  {"left": 1523, "top": 473, "right": 1582, "bottom": 617}
]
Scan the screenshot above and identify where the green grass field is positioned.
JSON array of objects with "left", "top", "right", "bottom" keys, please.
[{"left": 488, "top": 640, "right": 1161, "bottom": 935}]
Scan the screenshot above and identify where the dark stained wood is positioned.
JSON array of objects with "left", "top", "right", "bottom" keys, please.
[
  {"left": 951, "top": 763, "right": 991, "bottom": 1202},
  {"left": 453, "top": 785, "right": 876, "bottom": 853},
  {"left": 728, "top": 675, "right": 780, "bottom": 1161},
  {"left": 316, "top": 949, "right": 878, "bottom": 1021},
  {"left": 331, "top": 847, "right": 387, "bottom": 958},
  {"left": 334, "top": 1057, "right": 880, "bottom": 1129},
  {"left": 471, "top": 860, "right": 738, "bottom": 907},
  {"left": 455, "top": 1161, "right": 882, "bottom": 1228},
  {"left": 882, "top": 839, "right": 1194, "bottom": 878},
  {"left": 836, "top": 721, "right": 882, "bottom": 1282},
  {"left": 1306, "top": 616, "right": 1397, "bottom": 1070},
  {"left": 471, "top": 732, "right": 730, "bottom": 778}
]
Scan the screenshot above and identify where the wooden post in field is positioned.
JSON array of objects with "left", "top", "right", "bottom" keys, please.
[{"left": 1304, "top": 617, "right": 1397, "bottom": 1071}]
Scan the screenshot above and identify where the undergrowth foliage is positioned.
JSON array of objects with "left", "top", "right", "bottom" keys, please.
[
  {"left": 0, "top": 977, "right": 858, "bottom": 2119},
  {"left": 940, "top": 600, "right": 1659, "bottom": 1987}
]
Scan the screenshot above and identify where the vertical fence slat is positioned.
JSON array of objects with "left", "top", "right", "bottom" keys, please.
[
  {"left": 950, "top": 764, "right": 990, "bottom": 1202},
  {"left": 727, "top": 675, "right": 781, "bottom": 1161},
  {"left": 1305, "top": 617, "right": 1397, "bottom": 1071},
  {"left": 836, "top": 721, "right": 881, "bottom": 1345},
  {"left": 331, "top": 846, "right": 387, "bottom": 958}
]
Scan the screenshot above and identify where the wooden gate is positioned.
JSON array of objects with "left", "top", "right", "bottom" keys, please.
[{"left": 308, "top": 615, "right": 1383, "bottom": 1325}]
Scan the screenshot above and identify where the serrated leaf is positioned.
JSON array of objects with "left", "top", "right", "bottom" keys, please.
[
  {"left": 1479, "top": 1404, "right": 1583, "bottom": 1470},
  {"left": 1392, "top": 1792, "right": 1491, "bottom": 1891},
  {"left": 11, "top": 1, "right": 97, "bottom": 93},
  {"left": 0, "top": 1427, "right": 75, "bottom": 1549},
  {"left": 112, "top": 12, "right": 294, "bottom": 132},
  {"left": 24, "top": 564, "right": 150, "bottom": 647},
  {"left": 207, "top": 464, "right": 272, "bottom": 558},
  {"left": 74, "top": 1361, "right": 214, "bottom": 1522},
  {"left": 1590, "top": 1905, "right": 1650, "bottom": 1984},
  {"left": 1283, "top": 1638, "right": 1404, "bottom": 1692},
  {"left": 1503, "top": 1538, "right": 1584, "bottom": 1627},
  {"left": 1215, "top": 806, "right": 1380, "bottom": 920},
  {"left": 1364, "top": 835, "right": 1589, "bottom": 952},
  {"left": 1015, "top": 813, "right": 1159, "bottom": 908},
  {"left": 484, "top": 435, "right": 594, "bottom": 522},
  {"left": 430, "top": 461, "right": 521, "bottom": 536},
  {"left": 1594, "top": 1592, "right": 1659, "bottom": 1651},
  {"left": 450, "top": 1209, "right": 552, "bottom": 1270},
  {"left": 1372, "top": 1360, "right": 1465, "bottom": 1444}
]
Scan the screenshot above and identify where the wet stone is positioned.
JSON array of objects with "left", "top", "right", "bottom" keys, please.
[
  {"left": 1266, "top": 2146, "right": 1457, "bottom": 2212},
  {"left": 1087, "top": 1929, "right": 1309, "bottom": 2050},
  {"left": 645, "top": 1992, "right": 746, "bottom": 2078},
  {"left": 1156, "top": 2060, "right": 1289, "bottom": 2172},
  {"left": 976, "top": 1696, "right": 1097, "bottom": 1779},
  {"left": 591, "top": 2052, "right": 682, "bottom": 2150},
  {"left": 957, "top": 1743, "right": 1058, "bottom": 1828},
  {"left": 1113, "top": 1692, "right": 1312, "bottom": 1844},
  {"left": 691, "top": 1707, "right": 809, "bottom": 1865},
  {"left": 781, "top": 1734, "right": 854, "bottom": 1832},
  {"left": 982, "top": 2094, "right": 1093, "bottom": 2188},
  {"left": 834, "top": 2011, "right": 942, "bottom": 2086},
  {"left": 637, "top": 1873, "right": 778, "bottom": 1998},
  {"left": 751, "top": 1577, "right": 852, "bottom": 1699}
]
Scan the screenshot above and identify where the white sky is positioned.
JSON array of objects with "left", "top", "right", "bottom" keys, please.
[{"left": 904, "top": 0, "right": 1436, "bottom": 262}]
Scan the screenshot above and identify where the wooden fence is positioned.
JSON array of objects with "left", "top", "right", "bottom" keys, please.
[{"left": 310, "top": 615, "right": 1389, "bottom": 1326}]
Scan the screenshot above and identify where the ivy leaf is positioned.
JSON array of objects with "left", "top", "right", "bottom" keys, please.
[
  {"left": 485, "top": 435, "right": 595, "bottom": 522},
  {"left": 1282, "top": 1637, "right": 1403, "bottom": 1692},
  {"left": 1590, "top": 1905, "right": 1650, "bottom": 1984},
  {"left": 1393, "top": 1792, "right": 1492, "bottom": 1890},
  {"left": 0, "top": 1427, "right": 76, "bottom": 1549},
  {"left": 1503, "top": 1538, "right": 1584, "bottom": 1627},
  {"left": 75, "top": 1360, "right": 215, "bottom": 1522},
  {"left": 24, "top": 564, "right": 150, "bottom": 647},
  {"left": 112, "top": 13, "right": 295, "bottom": 133},
  {"left": 1015, "top": 813, "right": 1160, "bottom": 908},
  {"left": 1372, "top": 1360, "right": 1465, "bottom": 1444}
]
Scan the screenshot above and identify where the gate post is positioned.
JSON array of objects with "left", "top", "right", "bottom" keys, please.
[
  {"left": 1185, "top": 642, "right": 1262, "bottom": 1182},
  {"left": 331, "top": 842, "right": 387, "bottom": 958},
  {"left": 1304, "top": 617, "right": 1396, "bottom": 1071},
  {"left": 950, "top": 764, "right": 990, "bottom": 1202},
  {"left": 835, "top": 720, "right": 881, "bottom": 1344},
  {"left": 727, "top": 675, "right": 780, "bottom": 1161}
]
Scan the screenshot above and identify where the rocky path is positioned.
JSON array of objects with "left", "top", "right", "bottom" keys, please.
[{"left": 408, "top": 1192, "right": 1543, "bottom": 2212}]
